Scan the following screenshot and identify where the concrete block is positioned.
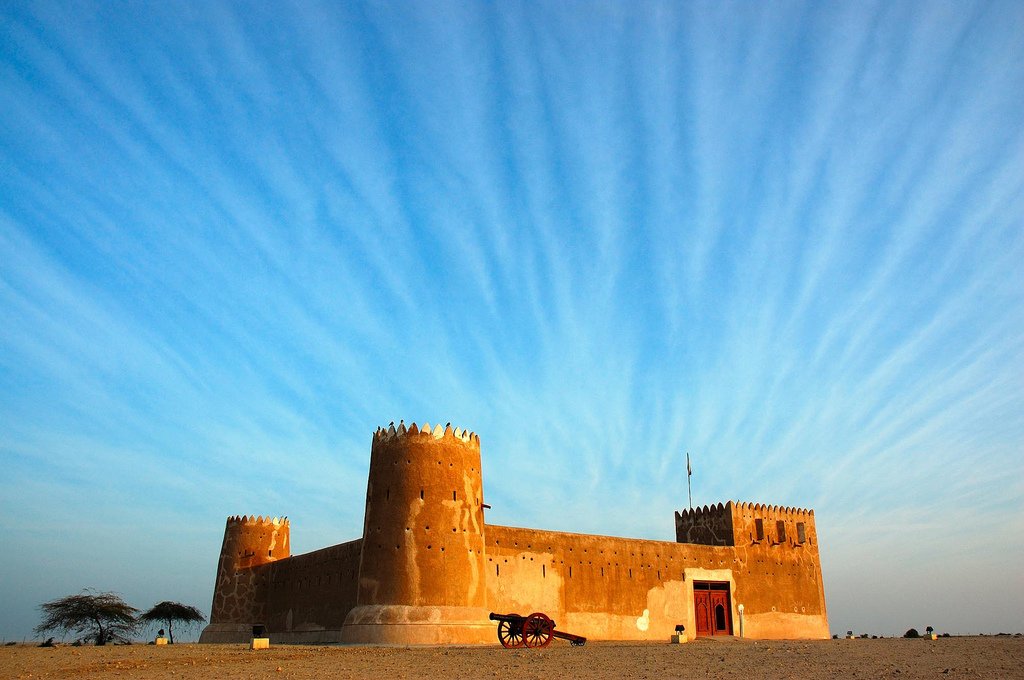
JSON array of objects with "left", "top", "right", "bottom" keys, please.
[
  {"left": 670, "top": 634, "right": 684, "bottom": 644},
  {"left": 250, "top": 637, "right": 270, "bottom": 650}
]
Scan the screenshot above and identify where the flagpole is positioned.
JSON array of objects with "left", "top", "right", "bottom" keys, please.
[{"left": 687, "top": 451, "right": 692, "bottom": 511}]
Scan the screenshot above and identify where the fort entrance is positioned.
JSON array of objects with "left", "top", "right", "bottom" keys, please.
[{"left": 693, "top": 581, "right": 732, "bottom": 636}]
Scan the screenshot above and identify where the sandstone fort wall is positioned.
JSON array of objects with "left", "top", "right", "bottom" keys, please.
[{"left": 200, "top": 422, "right": 829, "bottom": 643}]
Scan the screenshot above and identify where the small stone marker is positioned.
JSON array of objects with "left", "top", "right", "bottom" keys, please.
[
  {"left": 251, "top": 637, "right": 270, "bottom": 650},
  {"left": 670, "top": 634, "right": 684, "bottom": 644},
  {"left": 155, "top": 637, "right": 168, "bottom": 646}
]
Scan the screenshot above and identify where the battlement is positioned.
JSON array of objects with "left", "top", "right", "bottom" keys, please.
[
  {"left": 675, "top": 501, "right": 732, "bottom": 523},
  {"left": 372, "top": 420, "right": 480, "bottom": 448},
  {"left": 675, "top": 501, "right": 817, "bottom": 547},
  {"left": 731, "top": 501, "right": 817, "bottom": 546},
  {"left": 675, "top": 502, "right": 736, "bottom": 545},
  {"left": 226, "top": 515, "right": 289, "bottom": 527},
  {"left": 732, "top": 501, "right": 813, "bottom": 519}
]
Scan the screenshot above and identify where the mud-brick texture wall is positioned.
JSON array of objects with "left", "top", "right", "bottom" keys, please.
[
  {"left": 485, "top": 525, "right": 710, "bottom": 640},
  {"left": 726, "top": 502, "right": 828, "bottom": 639},
  {"left": 262, "top": 539, "right": 362, "bottom": 642},
  {"left": 484, "top": 519, "right": 829, "bottom": 641}
]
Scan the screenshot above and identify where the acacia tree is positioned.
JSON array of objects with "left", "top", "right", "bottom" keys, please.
[
  {"left": 35, "top": 590, "right": 138, "bottom": 645},
  {"left": 139, "top": 602, "right": 206, "bottom": 643}
]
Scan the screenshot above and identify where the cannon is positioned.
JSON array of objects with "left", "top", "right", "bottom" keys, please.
[{"left": 489, "top": 612, "right": 587, "bottom": 648}]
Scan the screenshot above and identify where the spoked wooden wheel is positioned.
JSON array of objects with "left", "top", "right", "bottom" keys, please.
[
  {"left": 522, "top": 612, "right": 553, "bottom": 648},
  {"left": 497, "top": 614, "right": 525, "bottom": 648}
]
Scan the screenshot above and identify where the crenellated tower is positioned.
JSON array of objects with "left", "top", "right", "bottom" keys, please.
[
  {"left": 675, "top": 501, "right": 828, "bottom": 639},
  {"left": 341, "top": 421, "right": 492, "bottom": 643},
  {"left": 198, "top": 515, "right": 290, "bottom": 642}
]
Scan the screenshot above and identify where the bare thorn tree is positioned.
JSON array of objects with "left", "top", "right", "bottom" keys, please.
[
  {"left": 139, "top": 602, "right": 206, "bottom": 643},
  {"left": 35, "top": 590, "right": 139, "bottom": 645}
]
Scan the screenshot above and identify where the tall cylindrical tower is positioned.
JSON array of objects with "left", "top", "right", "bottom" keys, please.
[
  {"left": 341, "top": 422, "right": 491, "bottom": 643},
  {"left": 198, "top": 515, "right": 290, "bottom": 643}
]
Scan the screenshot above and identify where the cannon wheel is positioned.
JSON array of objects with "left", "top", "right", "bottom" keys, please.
[
  {"left": 522, "top": 612, "right": 553, "bottom": 649},
  {"left": 497, "top": 614, "right": 525, "bottom": 648}
]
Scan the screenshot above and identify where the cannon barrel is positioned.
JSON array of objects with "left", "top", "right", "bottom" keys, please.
[
  {"left": 489, "top": 612, "right": 519, "bottom": 623},
  {"left": 490, "top": 611, "right": 560, "bottom": 628}
]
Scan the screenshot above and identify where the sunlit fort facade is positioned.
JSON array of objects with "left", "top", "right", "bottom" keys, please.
[{"left": 199, "top": 422, "right": 829, "bottom": 644}]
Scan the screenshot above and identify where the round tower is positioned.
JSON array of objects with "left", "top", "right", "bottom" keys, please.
[
  {"left": 341, "top": 421, "right": 491, "bottom": 643},
  {"left": 199, "top": 515, "right": 290, "bottom": 643}
]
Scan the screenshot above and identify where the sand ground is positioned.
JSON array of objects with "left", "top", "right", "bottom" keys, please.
[{"left": 3, "top": 636, "right": 1021, "bottom": 680}]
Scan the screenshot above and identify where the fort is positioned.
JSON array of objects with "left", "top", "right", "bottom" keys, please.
[{"left": 199, "top": 422, "right": 829, "bottom": 644}]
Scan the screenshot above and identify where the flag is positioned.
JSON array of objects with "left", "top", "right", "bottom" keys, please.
[{"left": 687, "top": 452, "right": 692, "bottom": 477}]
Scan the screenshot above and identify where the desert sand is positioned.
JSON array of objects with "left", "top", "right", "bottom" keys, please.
[{"left": 4, "top": 636, "right": 1022, "bottom": 680}]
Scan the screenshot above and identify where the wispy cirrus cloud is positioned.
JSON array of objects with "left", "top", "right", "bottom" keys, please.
[{"left": 0, "top": 0, "right": 1021, "bottom": 639}]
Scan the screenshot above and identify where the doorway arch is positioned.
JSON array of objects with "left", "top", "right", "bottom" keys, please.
[{"left": 693, "top": 581, "right": 732, "bottom": 636}]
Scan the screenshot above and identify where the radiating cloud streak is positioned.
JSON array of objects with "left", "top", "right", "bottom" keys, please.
[{"left": 0, "top": 0, "right": 1021, "bottom": 639}]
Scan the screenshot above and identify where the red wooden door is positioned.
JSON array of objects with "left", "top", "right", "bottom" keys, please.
[
  {"left": 694, "top": 582, "right": 732, "bottom": 636},
  {"left": 694, "top": 590, "right": 711, "bottom": 636}
]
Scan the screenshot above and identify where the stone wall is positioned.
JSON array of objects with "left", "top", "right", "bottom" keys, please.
[
  {"left": 484, "top": 520, "right": 828, "bottom": 641},
  {"left": 262, "top": 539, "right": 362, "bottom": 643},
  {"left": 200, "top": 422, "right": 829, "bottom": 644}
]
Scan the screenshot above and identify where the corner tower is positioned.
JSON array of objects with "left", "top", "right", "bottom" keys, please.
[
  {"left": 199, "top": 515, "right": 290, "bottom": 642},
  {"left": 341, "top": 421, "right": 491, "bottom": 643}
]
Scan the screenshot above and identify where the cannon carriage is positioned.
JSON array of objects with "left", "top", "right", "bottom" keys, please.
[{"left": 488, "top": 612, "right": 586, "bottom": 648}]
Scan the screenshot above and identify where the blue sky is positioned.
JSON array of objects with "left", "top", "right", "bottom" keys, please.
[{"left": 1, "top": 1, "right": 1021, "bottom": 640}]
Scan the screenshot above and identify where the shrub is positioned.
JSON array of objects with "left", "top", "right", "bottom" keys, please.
[{"left": 904, "top": 628, "right": 920, "bottom": 638}]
